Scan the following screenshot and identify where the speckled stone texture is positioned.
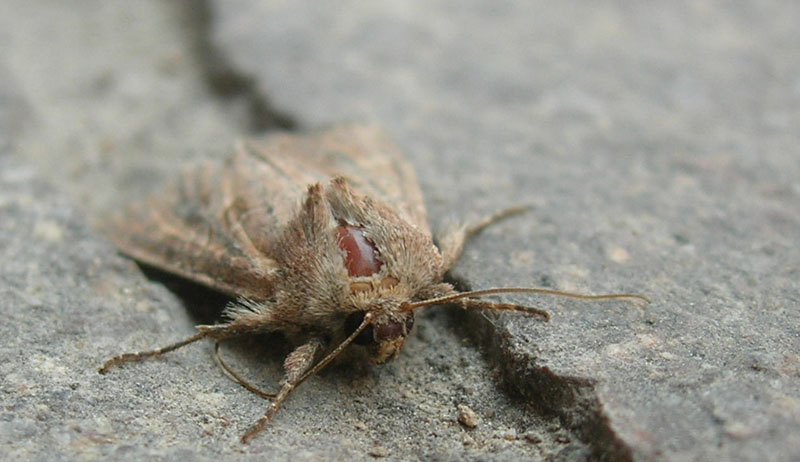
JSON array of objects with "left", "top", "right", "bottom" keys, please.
[{"left": 1, "top": 1, "right": 798, "bottom": 461}]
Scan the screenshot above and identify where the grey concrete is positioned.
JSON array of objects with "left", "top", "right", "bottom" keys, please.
[{"left": 1, "top": 0, "right": 798, "bottom": 461}]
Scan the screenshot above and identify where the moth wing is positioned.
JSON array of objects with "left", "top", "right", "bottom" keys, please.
[
  {"left": 245, "top": 124, "right": 431, "bottom": 237},
  {"left": 108, "top": 150, "right": 286, "bottom": 301},
  {"left": 109, "top": 125, "right": 428, "bottom": 300}
]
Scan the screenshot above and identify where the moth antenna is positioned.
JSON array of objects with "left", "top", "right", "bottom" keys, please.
[
  {"left": 463, "top": 205, "right": 532, "bottom": 237},
  {"left": 458, "top": 299, "right": 551, "bottom": 320},
  {"left": 240, "top": 312, "right": 375, "bottom": 443},
  {"left": 214, "top": 341, "right": 277, "bottom": 399},
  {"left": 295, "top": 312, "right": 375, "bottom": 388},
  {"left": 98, "top": 331, "right": 208, "bottom": 374},
  {"left": 402, "top": 288, "right": 650, "bottom": 312}
]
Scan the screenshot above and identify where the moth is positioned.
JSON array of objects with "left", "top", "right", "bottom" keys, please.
[{"left": 99, "top": 125, "right": 647, "bottom": 442}]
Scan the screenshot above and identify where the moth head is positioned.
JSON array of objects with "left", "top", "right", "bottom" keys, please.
[
  {"left": 335, "top": 221, "right": 419, "bottom": 363},
  {"left": 344, "top": 308, "right": 415, "bottom": 364}
]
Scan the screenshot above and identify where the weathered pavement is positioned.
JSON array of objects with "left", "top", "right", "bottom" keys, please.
[{"left": 1, "top": 1, "right": 798, "bottom": 460}]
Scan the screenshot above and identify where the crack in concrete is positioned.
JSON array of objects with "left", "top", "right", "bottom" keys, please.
[
  {"left": 449, "top": 273, "right": 634, "bottom": 461},
  {"left": 167, "top": 2, "right": 630, "bottom": 458},
  {"left": 175, "top": 0, "right": 298, "bottom": 134}
]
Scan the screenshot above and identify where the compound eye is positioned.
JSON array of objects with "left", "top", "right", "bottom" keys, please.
[
  {"left": 375, "top": 321, "right": 405, "bottom": 342},
  {"left": 345, "top": 312, "right": 375, "bottom": 345}
]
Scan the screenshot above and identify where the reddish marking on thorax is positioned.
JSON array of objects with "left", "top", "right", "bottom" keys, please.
[{"left": 336, "top": 225, "right": 382, "bottom": 277}]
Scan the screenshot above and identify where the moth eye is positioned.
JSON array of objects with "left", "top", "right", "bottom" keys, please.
[
  {"left": 375, "top": 320, "right": 405, "bottom": 342},
  {"left": 336, "top": 225, "right": 382, "bottom": 277},
  {"left": 345, "top": 312, "right": 375, "bottom": 345}
]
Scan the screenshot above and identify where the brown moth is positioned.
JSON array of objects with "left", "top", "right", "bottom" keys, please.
[{"left": 99, "top": 125, "right": 647, "bottom": 443}]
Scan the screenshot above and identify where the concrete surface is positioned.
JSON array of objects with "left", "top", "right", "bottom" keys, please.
[{"left": 1, "top": 1, "right": 798, "bottom": 461}]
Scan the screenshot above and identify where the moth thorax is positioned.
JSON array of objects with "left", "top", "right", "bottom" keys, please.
[{"left": 336, "top": 225, "right": 382, "bottom": 277}]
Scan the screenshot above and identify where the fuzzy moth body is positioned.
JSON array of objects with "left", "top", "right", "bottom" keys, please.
[{"left": 100, "top": 125, "right": 647, "bottom": 442}]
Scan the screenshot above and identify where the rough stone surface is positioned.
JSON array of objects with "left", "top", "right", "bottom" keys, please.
[{"left": 1, "top": 1, "right": 799, "bottom": 461}]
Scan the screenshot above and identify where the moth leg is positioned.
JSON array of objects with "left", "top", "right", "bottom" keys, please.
[
  {"left": 214, "top": 340, "right": 276, "bottom": 399},
  {"left": 98, "top": 314, "right": 273, "bottom": 374},
  {"left": 241, "top": 338, "right": 324, "bottom": 443},
  {"left": 437, "top": 206, "right": 530, "bottom": 273},
  {"left": 98, "top": 331, "right": 209, "bottom": 374}
]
